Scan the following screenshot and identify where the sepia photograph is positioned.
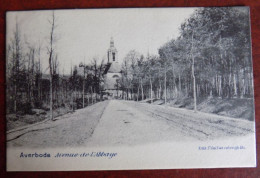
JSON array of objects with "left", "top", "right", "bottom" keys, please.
[{"left": 6, "top": 7, "right": 256, "bottom": 170}]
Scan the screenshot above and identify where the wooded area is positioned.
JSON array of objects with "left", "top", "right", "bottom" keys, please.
[
  {"left": 119, "top": 7, "right": 253, "bottom": 110},
  {"left": 6, "top": 12, "right": 106, "bottom": 116}
]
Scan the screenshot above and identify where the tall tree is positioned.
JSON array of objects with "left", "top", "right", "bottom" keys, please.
[
  {"left": 47, "top": 11, "right": 57, "bottom": 120},
  {"left": 7, "top": 20, "right": 23, "bottom": 113}
]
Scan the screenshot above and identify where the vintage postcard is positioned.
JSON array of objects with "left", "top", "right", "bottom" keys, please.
[{"left": 6, "top": 7, "right": 256, "bottom": 171}]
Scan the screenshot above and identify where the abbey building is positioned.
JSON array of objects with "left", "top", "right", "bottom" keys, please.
[{"left": 103, "top": 38, "right": 122, "bottom": 99}]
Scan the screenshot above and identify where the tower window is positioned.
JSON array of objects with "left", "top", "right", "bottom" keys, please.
[
  {"left": 113, "top": 75, "right": 119, "bottom": 78},
  {"left": 112, "top": 52, "right": 115, "bottom": 61}
]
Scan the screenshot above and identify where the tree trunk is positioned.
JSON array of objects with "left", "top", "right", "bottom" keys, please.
[
  {"left": 48, "top": 12, "right": 56, "bottom": 121},
  {"left": 150, "top": 77, "right": 153, "bottom": 103},
  {"left": 14, "top": 84, "right": 17, "bottom": 113},
  {"left": 141, "top": 78, "right": 144, "bottom": 101},
  {"left": 82, "top": 78, "right": 85, "bottom": 108},
  {"left": 179, "top": 73, "right": 181, "bottom": 93},
  {"left": 236, "top": 70, "right": 240, "bottom": 98},
  {"left": 164, "top": 67, "right": 167, "bottom": 105},
  {"left": 131, "top": 85, "right": 133, "bottom": 100},
  {"left": 171, "top": 65, "right": 176, "bottom": 98},
  {"left": 159, "top": 79, "right": 162, "bottom": 99},
  {"left": 91, "top": 86, "right": 93, "bottom": 105},
  {"left": 49, "top": 56, "right": 53, "bottom": 120},
  {"left": 191, "top": 31, "right": 197, "bottom": 112},
  {"left": 137, "top": 84, "right": 140, "bottom": 101},
  {"left": 192, "top": 57, "right": 197, "bottom": 111},
  {"left": 127, "top": 87, "right": 129, "bottom": 100}
]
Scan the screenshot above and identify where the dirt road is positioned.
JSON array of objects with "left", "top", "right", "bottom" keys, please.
[
  {"left": 7, "top": 101, "right": 109, "bottom": 148},
  {"left": 86, "top": 100, "right": 254, "bottom": 146},
  {"left": 7, "top": 100, "right": 254, "bottom": 148}
]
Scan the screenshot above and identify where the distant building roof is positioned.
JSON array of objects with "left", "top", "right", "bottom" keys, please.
[
  {"left": 103, "top": 62, "right": 121, "bottom": 74},
  {"left": 108, "top": 62, "right": 121, "bottom": 73}
]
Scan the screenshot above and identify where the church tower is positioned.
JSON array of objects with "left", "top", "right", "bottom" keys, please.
[
  {"left": 103, "top": 37, "right": 122, "bottom": 99},
  {"left": 107, "top": 37, "right": 118, "bottom": 63}
]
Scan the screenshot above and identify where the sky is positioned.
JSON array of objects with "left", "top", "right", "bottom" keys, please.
[{"left": 6, "top": 8, "right": 195, "bottom": 74}]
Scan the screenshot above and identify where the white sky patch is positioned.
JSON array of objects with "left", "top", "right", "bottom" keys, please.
[{"left": 6, "top": 8, "right": 195, "bottom": 74}]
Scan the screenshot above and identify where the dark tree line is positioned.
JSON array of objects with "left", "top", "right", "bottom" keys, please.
[{"left": 119, "top": 7, "right": 253, "bottom": 110}]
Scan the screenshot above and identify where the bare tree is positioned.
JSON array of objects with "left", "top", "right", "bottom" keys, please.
[
  {"left": 7, "top": 20, "right": 23, "bottom": 113},
  {"left": 36, "top": 41, "right": 42, "bottom": 101},
  {"left": 47, "top": 11, "right": 57, "bottom": 120}
]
